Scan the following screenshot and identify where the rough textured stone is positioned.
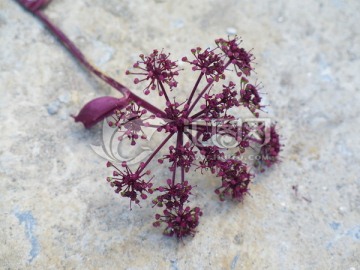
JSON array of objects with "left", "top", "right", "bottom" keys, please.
[{"left": 1, "top": 0, "right": 359, "bottom": 269}]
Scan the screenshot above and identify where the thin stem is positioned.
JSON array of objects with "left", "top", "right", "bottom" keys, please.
[
  {"left": 109, "top": 162, "right": 122, "bottom": 173},
  {"left": 127, "top": 93, "right": 166, "bottom": 118},
  {"left": 179, "top": 130, "right": 185, "bottom": 184},
  {"left": 186, "top": 124, "right": 209, "bottom": 132},
  {"left": 187, "top": 81, "right": 212, "bottom": 115},
  {"left": 190, "top": 108, "right": 206, "bottom": 120},
  {"left": 172, "top": 129, "right": 183, "bottom": 186},
  {"left": 138, "top": 132, "right": 174, "bottom": 174},
  {"left": 184, "top": 131, "right": 204, "bottom": 152},
  {"left": 158, "top": 80, "right": 178, "bottom": 117},
  {"left": 171, "top": 162, "right": 177, "bottom": 186},
  {"left": 35, "top": 11, "right": 129, "bottom": 95},
  {"left": 186, "top": 73, "right": 203, "bottom": 107},
  {"left": 31, "top": 10, "right": 166, "bottom": 118},
  {"left": 158, "top": 81, "right": 171, "bottom": 105},
  {"left": 187, "top": 60, "right": 232, "bottom": 115}
]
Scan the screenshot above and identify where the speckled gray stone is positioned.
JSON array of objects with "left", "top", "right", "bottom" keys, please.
[{"left": 1, "top": 0, "right": 359, "bottom": 269}]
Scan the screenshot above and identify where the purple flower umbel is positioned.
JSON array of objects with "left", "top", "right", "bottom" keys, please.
[{"left": 17, "top": 0, "right": 282, "bottom": 239}]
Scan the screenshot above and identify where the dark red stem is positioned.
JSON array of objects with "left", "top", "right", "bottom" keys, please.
[
  {"left": 22, "top": 6, "right": 167, "bottom": 118},
  {"left": 138, "top": 132, "right": 174, "bottom": 174},
  {"left": 158, "top": 81, "right": 171, "bottom": 105},
  {"left": 186, "top": 73, "right": 204, "bottom": 107},
  {"left": 190, "top": 108, "right": 207, "bottom": 120},
  {"left": 172, "top": 129, "right": 183, "bottom": 186},
  {"left": 187, "top": 60, "right": 232, "bottom": 115}
]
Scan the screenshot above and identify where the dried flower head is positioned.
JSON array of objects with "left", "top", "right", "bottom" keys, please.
[{"left": 16, "top": 0, "right": 282, "bottom": 240}]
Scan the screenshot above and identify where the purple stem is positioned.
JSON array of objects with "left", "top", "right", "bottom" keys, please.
[
  {"left": 186, "top": 73, "right": 203, "bottom": 107},
  {"left": 35, "top": 11, "right": 129, "bottom": 95},
  {"left": 187, "top": 60, "right": 232, "bottom": 115},
  {"left": 171, "top": 162, "right": 177, "bottom": 186},
  {"left": 187, "top": 82, "right": 212, "bottom": 115},
  {"left": 172, "top": 129, "right": 183, "bottom": 186},
  {"left": 28, "top": 9, "right": 166, "bottom": 118},
  {"left": 186, "top": 124, "right": 209, "bottom": 132},
  {"left": 184, "top": 131, "right": 204, "bottom": 152},
  {"left": 138, "top": 132, "right": 174, "bottom": 174},
  {"left": 179, "top": 130, "right": 185, "bottom": 184},
  {"left": 158, "top": 81, "right": 171, "bottom": 105},
  {"left": 190, "top": 108, "right": 206, "bottom": 120}
]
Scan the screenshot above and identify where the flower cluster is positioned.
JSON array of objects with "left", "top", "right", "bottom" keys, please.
[
  {"left": 182, "top": 47, "right": 225, "bottom": 83},
  {"left": 158, "top": 142, "right": 197, "bottom": 172},
  {"left": 153, "top": 206, "right": 202, "bottom": 238},
  {"left": 106, "top": 161, "right": 153, "bottom": 208},
  {"left": 216, "top": 38, "right": 253, "bottom": 76},
  {"left": 83, "top": 37, "right": 281, "bottom": 238},
  {"left": 152, "top": 179, "right": 192, "bottom": 209},
  {"left": 215, "top": 159, "right": 252, "bottom": 201},
  {"left": 199, "top": 81, "right": 239, "bottom": 121},
  {"left": 86, "top": 37, "right": 280, "bottom": 238},
  {"left": 126, "top": 50, "right": 180, "bottom": 95},
  {"left": 151, "top": 179, "right": 201, "bottom": 238},
  {"left": 108, "top": 102, "right": 154, "bottom": 145},
  {"left": 198, "top": 146, "right": 224, "bottom": 173},
  {"left": 14, "top": 1, "right": 283, "bottom": 240},
  {"left": 240, "top": 77, "right": 263, "bottom": 117},
  {"left": 255, "top": 125, "right": 282, "bottom": 170}
]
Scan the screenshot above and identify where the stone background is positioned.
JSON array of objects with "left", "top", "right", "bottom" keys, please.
[{"left": 1, "top": 0, "right": 359, "bottom": 269}]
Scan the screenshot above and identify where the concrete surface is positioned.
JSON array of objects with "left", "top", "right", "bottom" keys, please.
[{"left": 0, "top": 0, "right": 359, "bottom": 269}]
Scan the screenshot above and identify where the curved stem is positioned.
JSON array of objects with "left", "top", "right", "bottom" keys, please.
[
  {"left": 30, "top": 9, "right": 166, "bottom": 118},
  {"left": 35, "top": 11, "right": 129, "bottom": 95}
]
